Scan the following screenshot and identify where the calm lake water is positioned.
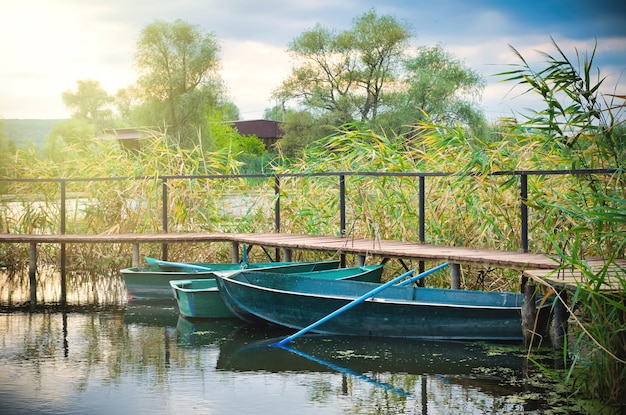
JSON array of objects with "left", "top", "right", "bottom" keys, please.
[{"left": 0, "top": 269, "right": 563, "bottom": 414}]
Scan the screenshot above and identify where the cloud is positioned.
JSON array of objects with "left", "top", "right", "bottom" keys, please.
[
  {"left": 221, "top": 40, "right": 291, "bottom": 119},
  {"left": 1, "top": 0, "right": 624, "bottom": 121}
]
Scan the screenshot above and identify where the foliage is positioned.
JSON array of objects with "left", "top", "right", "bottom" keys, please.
[
  {"left": 42, "top": 118, "right": 95, "bottom": 161},
  {"left": 274, "top": 110, "right": 335, "bottom": 157},
  {"left": 205, "top": 110, "right": 266, "bottom": 159},
  {"left": 62, "top": 79, "right": 114, "bottom": 132},
  {"left": 387, "top": 45, "right": 486, "bottom": 135},
  {"left": 496, "top": 37, "right": 626, "bottom": 408},
  {"left": 0, "top": 119, "right": 9, "bottom": 179},
  {"left": 497, "top": 37, "right": 625, "bottom": 169},
  {"left": 274, "top": 10, "right": 411, "bottom": 123},
  {"left": 273, "top": 9, "right": 486, "bottom": 152},
  {"left": 133, "top": 19, "right": 224, "bottom": 147}
]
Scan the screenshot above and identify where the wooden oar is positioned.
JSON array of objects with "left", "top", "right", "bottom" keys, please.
[
  {"left": 272, "top": 262, "right": 449, "bottom": 346},
  {"left": 145, "top": 256, "right": 213, "bottom": 272}
]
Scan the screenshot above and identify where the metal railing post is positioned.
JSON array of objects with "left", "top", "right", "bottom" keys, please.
[
  {"left": 339, "top": 175, "right": 346, "bottom": 236},
  {"left": 274, "top": 175, "right": 281, "bottom": 261},
  {"left": 339, "top": 174, "right": 346, "bottom": 267},
  {"left": 419, "top": 176, "right": 425, "bottom": 244},
  {"left": 418, "top": 176, "right": 426, "bottom": 285},
  {"left": 274, "top": 175, "right": 281, "bottom": 233},
  {"left": 520, "top": 173, "right": 529, "bottom": 252},
  {"left": 162, "top": 178, "right": 168, "bottom": 260},
  {"left": 60, "top": 180, "right": 67, "bottom": 306}
]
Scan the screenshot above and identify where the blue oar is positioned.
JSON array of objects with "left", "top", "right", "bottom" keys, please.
[
  {"left": 272, "top": 262, "right": 449, "bottom": 347},
  {"left": 145, "top": 256, "right": 213, "bottom": 272}
]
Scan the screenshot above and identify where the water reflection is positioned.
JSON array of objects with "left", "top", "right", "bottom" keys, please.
[
  {"left": 0, "top": 266, "right": 127, "bottom": 307},
  {"left": 0, "top": 299, "right": 556, "bottom": 413}
]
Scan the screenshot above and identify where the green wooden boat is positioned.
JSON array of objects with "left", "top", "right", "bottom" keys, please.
[
  {"left": 215, "top": 271, "right": 553, "bottom": 341},
  {"left": 171, "top": 265, "right": 384, "bottom": 319},
  {"left": 121, "top": 259, "right": 340, "bottom": 300}
]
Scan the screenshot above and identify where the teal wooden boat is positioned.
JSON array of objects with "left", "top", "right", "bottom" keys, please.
[
  {"left": 171, "top": 265, "right": 384, "bottom": 319},
  {"left": 215, "top": 271, "right": 553, "bottom": 341},
  {"left": 121, "top": 259, "right": 340, "bottom": 300}
]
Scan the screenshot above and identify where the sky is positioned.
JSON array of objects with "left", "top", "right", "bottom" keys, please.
[{"left": 1, "top": 0, "right": 625, "bottom": 122}]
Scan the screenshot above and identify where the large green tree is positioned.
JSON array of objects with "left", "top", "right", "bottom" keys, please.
[
  {"left": 273, "top": 10, "right": 486, "bottom": 153},
  {"left": 380, "top": 45, "right": 486, "bottom": 136},
  {"left": 133, "top": 19, "right": 224, "bottom": 147},
  {"left": 274, "top": 9, "right": 411, "bottom": 125}
]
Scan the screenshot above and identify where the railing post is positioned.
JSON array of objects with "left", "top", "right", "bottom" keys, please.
[
  {"left": 520, "top": 173, "right": 528, "bottom": 253},
  {"left": 274, "top": 175, "right": 281, "bottom": 261},
  {"left": 162, "top": 178, "right": 168, "bottom": 260},
  {"left": 419, "top": 176, "right": 425, "bottom": 244},
  {"left": 60, "top": 180, "right": 66, "bottom": 306},
  {"left": 29, "top": 242, "right": 37, "bottom": 309},
  {"left": 339, "top": 174, "right": 346, "bottom": 236},
  {"left": 418, "top": 176, "right": 426, "bottom": 286},
  {"left": 339, "top": 174, "right": 346, "bottom": 268},
  {"left": 274, "top": 175, "right": 281, "bottom": 233}
]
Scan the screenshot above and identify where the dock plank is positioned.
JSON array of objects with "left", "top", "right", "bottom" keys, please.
[
  {"left": 3, "top": 231, "right": 622, "bottom": 292},
  {"left": 0, "top": 231, "right": 562, "bottom": 271},
  {"left": 524, "top": 259, "right": 626, "bottom": 292}
]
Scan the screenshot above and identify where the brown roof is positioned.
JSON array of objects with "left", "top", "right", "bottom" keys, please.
[{"left": 230, "top": 120, "right": 284, "bottom": 139}]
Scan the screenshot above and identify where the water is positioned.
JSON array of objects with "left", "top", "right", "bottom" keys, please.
[
  {"left": 0, "top": 267, "right": 565, "bottom": 414},
  {"left": 0, "top": 297, "right": 558, "bottom": 415}
]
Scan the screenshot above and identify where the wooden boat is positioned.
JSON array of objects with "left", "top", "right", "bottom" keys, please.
[
  {"left": 215, "top": 271, "right": 553, "bottom": 341},
  {"left": 121, "top": 259, "right": 340, "bottom": 300},
  {"left": 171, "top": 265, "right": 384, "bottom": 319}
]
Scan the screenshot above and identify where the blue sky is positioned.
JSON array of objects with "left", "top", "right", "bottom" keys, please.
[{"left": 1, "top": 0, "right": 624, "bottom": 121}]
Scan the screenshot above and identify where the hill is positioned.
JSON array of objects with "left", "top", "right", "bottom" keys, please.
[{"left": 2, "top": 119, "right": 65, "bottom": 151}]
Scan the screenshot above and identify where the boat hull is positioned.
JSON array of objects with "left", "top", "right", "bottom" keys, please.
[
  {"left": 121, "top": 260, "right": 340, "bottom": 300},
  {"left": 172, "top": 265, "right": 383, "bottom": 319},
  {"left": 216, "top": 272, "right": 553, "bottom": 341}
]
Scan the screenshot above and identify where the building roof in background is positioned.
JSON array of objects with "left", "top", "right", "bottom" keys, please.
[{"left": 230, "top": 119, "right": 284, "bottom": 139}]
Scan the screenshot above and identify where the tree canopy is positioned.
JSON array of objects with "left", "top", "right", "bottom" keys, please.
[
  {"left": 133, "top": 19, "right": 224, "bottom": 147},
  {"left": 273, "top": 10, "right": 486, "bottom": 153},
  {"left": 274, "top": 10, "right": 411, "bottom": 124},
  {"left": 61, "top": 79, "right": 113, "bottom": 131}
]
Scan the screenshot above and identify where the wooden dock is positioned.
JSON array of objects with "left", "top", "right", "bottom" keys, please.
[
  {"left": 0, "top": 231, "right": 562, "bottom": 270},
  {"left": 523, "top": 259, "right": 626, "bottom": 292},
  {"left": 2, "top": 231, "right": 623, "bottom": 349}
]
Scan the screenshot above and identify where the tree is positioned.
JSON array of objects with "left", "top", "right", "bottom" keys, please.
[
  {"left": 133, "top": 19, "right": 223, "bottom": 147},
  {"left": 273, "top": 9, "right": 486, "bottom": 152},
  {"left": 381, "top": 45, "right": 486, "bottom": 135},
  {"left": 274, "top": 9, "right": 411, "bottom": 125},
  {"left": 62, "top": 79, "right": 113, "bottom": 132}
]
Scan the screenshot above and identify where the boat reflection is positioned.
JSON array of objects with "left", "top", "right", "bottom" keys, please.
[{"left": 211, "top": 322, "right": 526, "bottom": 376}]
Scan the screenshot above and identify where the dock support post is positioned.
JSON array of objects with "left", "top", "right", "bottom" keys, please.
[
  {"left": 29, "top": 242, "right": 37, "bottom": 308},
  {"left": 522, "top": 282, "right": 538, "bottom": 346},
  {"left": 132, "top": 243, "right": 140, "bottom": 267},
  {"left": 450, "top": 263, "right": 461, "bottom": 289},
  {"left": 60, "top": 243, "right": 66, "bottom": 306},
  {"left": 357, "top": 255, "right": 366, "bottom": 266},
  {"left": 282, "top": 248, "right": 292, "bottom": 262},
  {"left": 550, "top": 290, "right": 569, "bottom": 350},
  {"left": 231, "top": 242, "right": 240, "bottom": 264}
]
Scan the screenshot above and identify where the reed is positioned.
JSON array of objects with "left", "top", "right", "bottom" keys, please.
[{"left": 495, "top": 38, "right": 625, "bottom": 409}]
